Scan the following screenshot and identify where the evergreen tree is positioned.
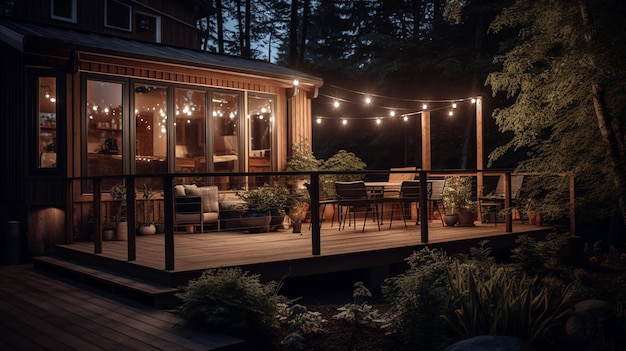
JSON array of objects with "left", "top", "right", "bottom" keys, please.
[{"left": 487, "top": 0, "right": 626, "bottom": 233}]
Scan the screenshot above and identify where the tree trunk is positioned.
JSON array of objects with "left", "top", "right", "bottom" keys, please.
[
  {"left": 216, "top": 0, "right": 224, "bottom": 54},
  {"left": 298, "top": 0, "right": 309, "bottom": 65},
  {"left": 244, "top": 0, "right": 251, "bottom": 58},
  {"left": 289, "top": 0, "right": 298, "bottom": 68},
  {"left": 579, "top": 0, "right": 626, "bottom": 229}
]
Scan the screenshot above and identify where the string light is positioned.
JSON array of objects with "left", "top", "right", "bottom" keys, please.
[{"left": 314, "top": 84, "right": 478, "bottom": 126}]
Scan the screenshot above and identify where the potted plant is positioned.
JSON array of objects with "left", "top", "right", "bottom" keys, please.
[
  {"left": 138, "top": 184, "right": 156, "bottom": 235},
  {"left": 236, "top": 186, "right": 276, "bottom": 233},
  {"left": 246, "top": 183, "right": 291, "bottom": 231},
  {"left": 320, "top": 150, "right": 367, "bottom": 199},
  {"left": 317, "top": 149, "right": 367, "bottom": 222},
  {"left": 287, "top": 188, "right": 310, "bottom": 233},
  {"left": 284, "top": 141, "right": 321, "bottom": 187},
  {"left": 442, "top": 176, "right": 476, "bottom": 226},
  {"left": 110, "top": 182, "right": 128, "bottom": 240}
]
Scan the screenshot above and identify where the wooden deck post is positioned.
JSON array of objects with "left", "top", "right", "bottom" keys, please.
[{"left": 421, "top": 110, "right": 431, "bottom": 170}]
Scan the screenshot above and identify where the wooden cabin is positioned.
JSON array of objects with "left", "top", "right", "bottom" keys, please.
[{"left": 0, "top": 0, "right": 323, "bottom": 260}]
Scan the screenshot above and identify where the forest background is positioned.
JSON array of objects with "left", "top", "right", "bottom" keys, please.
[{"left": 196, "top": 0, "right": 626, "bottom": 243}]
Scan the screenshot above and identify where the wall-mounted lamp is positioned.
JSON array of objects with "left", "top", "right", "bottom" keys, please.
[{"left": 288, "top": 79, "right": 299, "bottom": 98}]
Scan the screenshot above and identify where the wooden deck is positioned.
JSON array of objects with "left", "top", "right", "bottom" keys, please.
[
  {"left": 0, "top": 264, "right": 244, "bottom": 350},
  {"left": 52, "top": 219, "right": 554, "bottom": 287}
]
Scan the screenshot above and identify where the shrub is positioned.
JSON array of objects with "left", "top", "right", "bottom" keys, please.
[
  {"left": 382, "top": 247, "right": 455, "bottom": 349},
  {"left": 442, "top": 261, "right": 573, "bottom": 343},
  {"left": 384, "top": 243, "right": 577, "bottom": 349},
  {"left": 175, "top": 268, "right": 285, "bottom": 344}
]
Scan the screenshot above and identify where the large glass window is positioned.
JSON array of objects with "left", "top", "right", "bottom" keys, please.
[
  {"left": 134, "top": 84, "right": 168, "bottom": 181},
  {"left": 212, "top": 92, "right": 241, "bottom": 190},
  {"left": 86, "top": 80, "right": 124, "bottom": 189},
  {"left": 175, "top": 88, "right": 206, "bottom": 173},
  {"left": 38, "top": 77, "right": 57, "bottom": 168},
  {"left": 82, "top": 78, "right": 276, "bottom": 191}
]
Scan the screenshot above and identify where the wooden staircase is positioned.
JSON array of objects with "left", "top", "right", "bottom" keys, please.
[{"left": 33, "top": 255, "right": 180, "bottom": 309}]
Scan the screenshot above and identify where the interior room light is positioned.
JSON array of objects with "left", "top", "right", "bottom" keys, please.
[
  {"left": 364, "top": 97, "right": 371, "bottom": 104},
  {"left": 333, "top": 100, "right": 340, "bottom": 108},
  {"left": 471, "top": 98, "right": 477, "bottom": 104},
  {"left": 452, "top": 103, "right": 457, "bottom": 109},
  {"left": 376, "top": 118, "right": 381, "bottom": 125},
  {"left": 389, "top": 110, "right": 396, "bottom": 117},
  {"left": 403, "top": 116, "right": 408, "bottom": 121},
  {"left": 316, "top": 118, "right": 322, "bottom": 124},
  {"left": 448, "top": 111, "right": 454, "bottom": 117},
  {"left": 422, "top": 104, "right": 428, "bottom": 110},
  {"left": 342, "top": 119, "right": 348, "bottom": 125},
  {"left": 49, "top": 97, "right": 56, "bottom": 103}
]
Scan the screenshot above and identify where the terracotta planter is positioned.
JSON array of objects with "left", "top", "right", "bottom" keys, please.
[
  {"left": 138, "top": 224, "right": 156, "bottom": 235},
  {"left": 292, "top": 221, "right": 302, "bottom": 233},
  {"left": 116, "top": 222, "right": 128, "bottom": 240},
  {"left": 102, "top": 229, "right": 115, "bottom": 241},
  {"left": 240, "top": 215, "right": 271, "bottom": 233},
  {"left": 457, "top": 209, "right": 476, "bottom": 227},
  {"left": 444, "top": 214, "right": 459, "bottom": 227}
]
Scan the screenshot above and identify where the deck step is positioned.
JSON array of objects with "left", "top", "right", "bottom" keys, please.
[{"left": 32, "top": 255, "right": 180, "bottom": 309}]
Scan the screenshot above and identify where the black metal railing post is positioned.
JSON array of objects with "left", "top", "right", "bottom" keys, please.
[
  {"left": 419, "top": 171, "right": 429, "bottom": 243},
  {"left": 310, "top": 172, "right": 321, "bottom": 255},
  {"left": 126, "top": 176, "right": 136, "bottom": 261},
  {"left": 163, "top": 175, "right": 175, "bottom": 270},
  {"left": 504, "top": 171, "right": 512, "bottom": 232},
  {"left": 93, "top": 178, "right": 102, "bottom": 254}
]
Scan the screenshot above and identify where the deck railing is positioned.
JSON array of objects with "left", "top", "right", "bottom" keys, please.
[{"left": 69, "top": 169, "right": 576, "bottom": 270}]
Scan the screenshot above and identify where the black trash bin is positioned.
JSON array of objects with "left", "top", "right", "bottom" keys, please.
[{"left": 3, "top": 221, "right": 21, "bottom": 265}]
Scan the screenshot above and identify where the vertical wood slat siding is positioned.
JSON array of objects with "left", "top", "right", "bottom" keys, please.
[{"left": 0, "top": 42, "right": 27, "bottom": 227}]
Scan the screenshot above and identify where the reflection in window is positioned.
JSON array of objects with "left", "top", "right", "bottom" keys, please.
[
  {"left": 86, "top": 80, "right": 123, "bottom": 190},
  {"left": 175, "top": 89, "right": 206, "bottom": 173},
  {"left": 248, "top": 94, "right": 274, "bottom": 187},
  {"left": 135, "top": 84, "right": 168, "bottom": 183},
  {"left": 38, "top": 77, "right": 57, "bottom": 168},
  {"left": 212, "top": 92, "right": 240, "bottom": 190}
]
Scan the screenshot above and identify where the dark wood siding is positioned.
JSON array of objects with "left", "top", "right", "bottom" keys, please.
[
  {"left": 0, "top": 41, "right": 28, "bottom": 227},
  {"left": 6, "top": 0, "right": 201, "bottom": 49}
]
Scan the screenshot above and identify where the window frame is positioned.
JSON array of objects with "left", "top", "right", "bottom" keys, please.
[
  {"left": 30, "top": 70, "right": 66, "bottom": 175},
  {"left": 135, "top": 11, "right": 161, "bottom": 43},
  {"left": 105, "top": 0, "right": 132, "bottom": 32},
  {"left": 50, "top": 0, "right": 77, "bottom": 23}
]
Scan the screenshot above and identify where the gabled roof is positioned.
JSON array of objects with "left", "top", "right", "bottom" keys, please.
[{"left": 0, "top": 18, "right": 323, "bottom": 88}]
